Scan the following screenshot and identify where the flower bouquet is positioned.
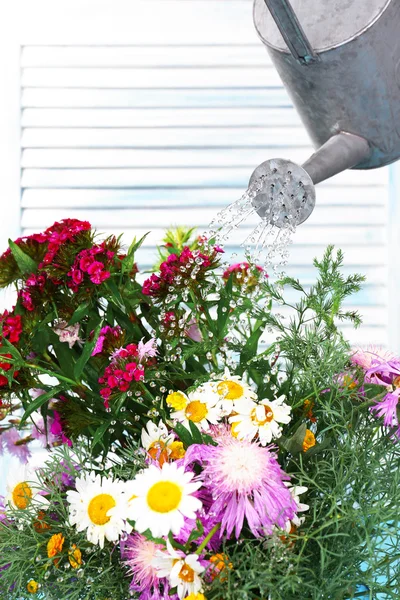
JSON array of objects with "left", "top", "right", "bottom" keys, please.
[{"left": 0, "top": 220, "right": 398, "bottom": 600}]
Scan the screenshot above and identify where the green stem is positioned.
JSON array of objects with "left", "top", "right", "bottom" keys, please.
[
  {"left": 195, "top": 523, "right": 221, "bottom": 554},
  {"left": 26, "top": 363, "right": 78, "bottom": 387}
]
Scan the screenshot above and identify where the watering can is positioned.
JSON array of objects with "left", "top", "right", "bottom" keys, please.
[{"left": 249, "top": 0, "right": 400, "bottom": 226}]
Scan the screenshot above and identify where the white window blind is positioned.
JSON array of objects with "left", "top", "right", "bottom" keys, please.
[{"left": 2, "top": 0, "right": 393, "bottom": 348}]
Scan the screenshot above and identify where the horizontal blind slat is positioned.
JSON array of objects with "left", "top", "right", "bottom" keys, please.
[
  {"left": 21, "top": 187, "right": 387, "bottom": 208},
  {"left": 21, "top": 127, "right": 311, "bottom": 148},
  {"left": 21, "top": 107, "right": 301, "bottom": 128},
  {"left": 22, "top": 88, "right": 291, "bottom": 108},
  {"left": 21, "top": 45, "right": 271, "bottom": 68},
  {"left": 20, "top": 206, "right": 387, "bottom": 228},
  {"left": 22, "top": 67, "right": 281, "bottom": 89}
]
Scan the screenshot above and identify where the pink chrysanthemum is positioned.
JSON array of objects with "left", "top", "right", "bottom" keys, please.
[
  {"left": 350, "top": 346, "right": 397, "bottom": 371},
  {"left": 123, "top": 533, "right": 172, "bottom": 599},
  {"left": 370, "top": 390, "right": 400, "bottom": 441},
  {"left": 184, "top": 433, "right": 297, "bottom": 539}
]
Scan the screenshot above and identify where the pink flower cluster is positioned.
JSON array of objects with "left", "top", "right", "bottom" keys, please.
[
  {"left": 19, "top": 273, "right": 47, "bottom": 312},
  {"left": 92, "top": 325, "right": 123, "bottom": 356},
  {"left": 0, "top": 311, "right": 22, "bottom": 344},
  {"left": 99, "top": 343, "right": 145, "bottom": 408},
  {"left": 68, "top": 241, "right": 114, "bottom": 291},
  {"left": 223, "top": 262, "right": 267, "bottom": 287},
  {"left": 142, "top": 246, "right": 220, "bottom": 298},
  {"left": 40, "top": 218, "right": 92, "bottom": 267}
]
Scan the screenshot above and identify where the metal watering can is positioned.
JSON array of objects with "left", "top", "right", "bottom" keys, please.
[{"left": 249, "top": 0, "right": 400, "bottom": 226}]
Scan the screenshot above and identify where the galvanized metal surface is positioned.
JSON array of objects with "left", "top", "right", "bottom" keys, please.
[
  {"left": 253, "top": 0, "right": 400, "bottom": 169},
  {"left": 263, "top": 0, "right": 318, "bottom": 64},
  {"left": 248, "top": 157, "right": 316, "bottom": 226}
]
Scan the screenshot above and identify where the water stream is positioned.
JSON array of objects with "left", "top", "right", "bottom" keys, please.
[{"left": 207, "top": 165, "right": 311, "bottom": 277}]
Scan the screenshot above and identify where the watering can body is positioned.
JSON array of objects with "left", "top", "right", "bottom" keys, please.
[{"left": 253, "top": 0, "right": 400, "bottom": 169}]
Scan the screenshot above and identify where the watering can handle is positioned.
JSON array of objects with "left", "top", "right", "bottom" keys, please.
[{"left": 263, "top": 0, "right": 319, "bottom": 64}]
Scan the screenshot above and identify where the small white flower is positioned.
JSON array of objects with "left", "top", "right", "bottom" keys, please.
[
  {"left": 284, "top": 484, "right": 309, "bottom": 532},
  {"left": 66, "top": 472, "right": 129, "bottom": 548},
  {"left": 53, "top": 319, "right": 81, "bottom": 349},
  {"left": 123, "top": 462, "right": 202, "bottom": 538},
  {"left": 229, "top": 395, "right": 291, "bottom": 445},
  {"left": 152, "top": 540, "right": 205, "bottom": 599},
  {"left": 138, "top": 337, "right": 158, "bottom": 362}
]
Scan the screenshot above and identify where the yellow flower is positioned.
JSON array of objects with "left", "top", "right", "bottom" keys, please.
[
  {"left": 27, "top": 580, "right": 39, "bottom": 594},
  {"left": 166, "top": 391, "right": 188, "bottom": 411},
  {"left": 185, "top": 594, "right": 206, "bottom": 600},
  {"left": 68, "top": 543, "right": 82, "bottom": 569},
  {"left": 169, "top": 440, "right": 186, "bottom": 460},
  {"left": 302, "top": 430, "right": 316, "bottom": 452},
  {"left": 47, "top": 532, "right": 65, "bottom": 565},
  {"left": 209, "top": 552, "right": 233, "bottom": 581}
]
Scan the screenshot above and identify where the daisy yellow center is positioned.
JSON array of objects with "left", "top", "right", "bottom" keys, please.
[
  {"left": 88, "top": 493, "right": 116, "bottom": 525},
  {"left": 250, "top": 405, "right": 274, "bottom": 426},
  {"left": 185, "top": 595, "right": 206, "bottom": 600},
  {"left": 217, "top": 380, "right": 243, "bottom": 400},
  {"left": 146, "top": 481, "right": 182, "bottom": 513},
  {"left": 185, "top": 400, "right": 208, "bottom": 423},
  {"left": 12, "top": 482, "right": 33, "bottom": 509},
  {"left": 178, "top": 562, "right": 195, "bottom": 583}
]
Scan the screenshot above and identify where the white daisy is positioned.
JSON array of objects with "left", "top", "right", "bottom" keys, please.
[
  {"left": 214, "top": 368, "right": 257, "bottom": 416},
  {"left": 66, "top": 472, "right": 129, "bottom": 548},
  {"left": 124, "top": 462, "right": 202, "bottom": 537},
  {"left": 170, "top": 389, "right": 221, "bottom": 432},
  {"left": 5, "top": 464, "right": 49, "bottom": 512},
  {"left": 284, "top": 484, "right": 309, "bottom": 531},
  {"left": 152, "top": 540, "right": 205, "bottom": 599},
  {"left": 229, "top": 395, "right": 291, "bottom": 445}
]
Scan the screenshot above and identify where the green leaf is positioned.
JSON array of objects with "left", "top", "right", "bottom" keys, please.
[
  {"left": 217, "top": 274, "right": 233, "bottom": 334},
  {"left": 105, "top": 279, "right": 125, "bottom": 307},
  {"left": 362, "top": 383, "right": 386, "bottom": 400},
  {"left": 91, "top": 421, "right": 110, "bottom": 449},
  {"left": 73, "top": 322, "right": 102, "bottom": 380},
  {"left": 240, "top": 322, "right": 264, "bottom": 366},
  {"left": 20, "top": 385, "right": 64, "bottom": 427},
  {"left": 69, "top": 301, "right": 91, "bottom": 326},
  {"left": 173, "top": 422, "right": 193, "bottom": 448},
  {"left": 0, "top": 336, "right": 23, "bottom": 362},
  {"left": 187, "top": 519, "right": 204, "bottom": 544},
  {"left": 188, "top": 420, "right": 203, "bottom": 444},
  {"left": 8, "top": 239, "right": 38, "bottom": 275},
  {"left": 122, "top": 233, "right": 149, "bottom": 275},
  {"left": 168, "top": 532, "right": 187, "bottom": 552},
  {"left": 281, "top": 423, "right": 307, "bottom": 455}
]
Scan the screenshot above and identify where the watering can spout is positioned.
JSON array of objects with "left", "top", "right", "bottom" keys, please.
[
  {"left": 248, "top": 132, "right": 371, "bottom": 227},
  {"left": 301, "top": 132, "right": 371, "bottom": 186}
]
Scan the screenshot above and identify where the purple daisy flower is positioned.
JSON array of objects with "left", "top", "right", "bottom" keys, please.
[{"left": 184, "top": 431, "right": 297, "bottom": 539}]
